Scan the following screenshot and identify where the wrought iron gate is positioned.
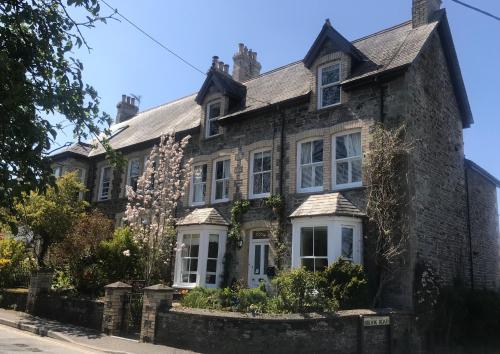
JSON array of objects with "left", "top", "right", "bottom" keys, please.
[{"left": 120, "top": 292, "right": 143, "bottom": 338}]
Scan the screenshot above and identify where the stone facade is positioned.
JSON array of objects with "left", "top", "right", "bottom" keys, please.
[{"left": 49, "top": 0, "right": 499, "bottom": 310}]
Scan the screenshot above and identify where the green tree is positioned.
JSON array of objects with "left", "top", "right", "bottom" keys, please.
[
  {"left": 15, "top": 173, "right": 87, "bottom": 267},
  {"left": 0, "top": 0, "right": 116, "bottom": 211}
]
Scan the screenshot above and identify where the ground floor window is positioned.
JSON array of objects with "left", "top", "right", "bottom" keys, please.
[
  {"left": 174, "top": 226, "right": 227, "bottom": 288},
  {"left": 291, "top": 216, "right": 362, "bottom": 270}
]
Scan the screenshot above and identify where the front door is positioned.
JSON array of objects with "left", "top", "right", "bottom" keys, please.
[{"left": 248, "top": 231, "right": 271, "bottom": 288}]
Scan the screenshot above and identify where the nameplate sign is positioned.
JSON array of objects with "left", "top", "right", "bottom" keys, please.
[{"left": 363, "top": 316, "right": 390, "bottom": 327}]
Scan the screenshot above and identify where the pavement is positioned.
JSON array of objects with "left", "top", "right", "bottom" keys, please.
[{"left": 0, "top": 308, "right": 195, "bottom": 354}]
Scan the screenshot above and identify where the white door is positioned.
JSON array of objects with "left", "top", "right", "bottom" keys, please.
[{"left": 248, "top": 236, "right": 271, "bottom": 288}]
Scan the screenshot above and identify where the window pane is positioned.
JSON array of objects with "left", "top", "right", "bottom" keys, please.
[
  {"left": 216, "top": 161, "right": 224, "bottom": 179},
  {"left": 253, "top": 173, "right": 262, "bottom": 195},
  {"left": 322, "top": 85, "right": 340, "bottom": 107},
  {"left": 315, "top": 258, "right": 328, "bottom": 272},
  {"left": 209, "top": 119, "right": 219, "bottom": 136},
  {"left": 336, "top": 136, "right": 347, "bottom": 159},
  {"left": 336, "top": 162, "right": 349, "bottom": 185},
  {"left": 314, "top": 165, "right": 323, "bottom": 187},
  {"left": 206, "top": 274, "right": 216, "bottom": 284},
  {"left": 301, "top": 258, "right": 314, "bottom": 272},
  {"left": 301, "top": 165, "right": 313, "bottom": 189},
  {"left": 254, "top": 245, "right": 261, "bottom": 275},
  {"left": 223, "top": 180, "right": 229, "bottom": 199},
  {"left": 189, "top": 274, "right": 197, "bottom": 283},
  {"left": 193, "top": 165, "right": 204, "bottom": 183},
  {"left": 321, "top": 64, "right": 340, "bottom": 85},
  {"left": 208, "top": 103, "right": 221, "bottom": 119},
  {"left": 300, "top": 227, "right": 314, "bottom": 257},
  {"left": 342, "top": 227, "right": 354, "bottom": 259},
  {"left": 262, "top": 172, "right": 271, "bottom": 193},
  {"left": 262, "top": 151, "right": 271, "bottom": 171},
  {"left": 347, "top": 132, "right": 361, "bottom": 157},
  {"left": 193, "top": 184, "right": 205, "bottom": 203},
  {"left": 312, "top": 140, "right": 323, "bottom": 163},
  {"left": 352, "top": 158, "right": 362, "bottom": 183},
  {"left": 300, "top": 142, "right": 312, "bottom": 164},
  {"left": 189, "top": 258, "right": 198, "bottom": 272},
  {"left": 223, "top": 160, "right": 230, "bottom": 178},
  {"left": 314, "top": 227, "right": 328, "bottom": 257},
  {"left": 264, "top": 245, "right": 269, "bottom": 273},
  {"left": 253, "top": 152, "right": 263, "bottom": 172},
  {"left": 206, "top": 259, "right": 217, "bottom": 273},
  {"left": 208, "top": 234, "right": 219, "bottom": 258},
  {"left": 215, "top": 181, "right": 223, "bottom": 200}
]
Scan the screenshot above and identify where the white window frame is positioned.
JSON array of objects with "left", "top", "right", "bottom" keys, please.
[
  {"left": 291, "top": 216, "right": 363, "bottom": 270},
  {"left": 126, "top": 158, "right": 141, "bottom": 190},
  {"left": 211, "top": 158, "right": 230, "bottom": 203},
  {"left": 190, "top": 163, "right": 208, "bottom": 206},
  {"left": 249, "top": 149, "right": 272, "bottom": 199},
  {"left": 205, "top": 101, "right": 222, "bottom": 138},
  {"left": 53, "top": 166, "right": 62, "bottom": 177},
  {"left": 317, "top": 62, "right": 342, "bottom": 109},
  {"left": 98, "top": 165, "right": 112, "bottom": 201},
  {"left": 297, "top": 138, "right": 324, "bottom": 193},
  {"left": 332, "top": 130, "right": 363, "bottom": 190},
  {"left": 174, "top": 225, "right": 227, "bottom": 289}
]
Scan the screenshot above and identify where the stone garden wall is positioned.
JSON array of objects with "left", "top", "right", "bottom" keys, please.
[{"left": 155, "top": 307, "right": 419, "bottom": 354}]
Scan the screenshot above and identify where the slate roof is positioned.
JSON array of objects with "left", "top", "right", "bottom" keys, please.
[
  {"left": 54, "top": 15, "right": 463, "bottom": 158},
  {"left": 177, "top": 208, "right": 230, "bottom": 226},
  {"left": 50, "top": 142, "right": 93, "bottom": 159},
  {"left": 289, "top": 193, "right": 365, "bottom": 218}
]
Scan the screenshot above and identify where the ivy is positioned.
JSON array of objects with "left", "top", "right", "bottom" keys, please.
[
  {"left": 227, "top": 199, "right": 250, "bottom": 247},
  {"left": 263, "top": 194, "right": 287, "bottom": 270}
]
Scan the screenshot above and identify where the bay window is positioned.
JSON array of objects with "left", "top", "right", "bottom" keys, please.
[
  {"left": 191, "top": 164, "right": 207, "bottom": 205},
  {"left": 174, "top": 226, "right": 227, "bottom": 288},
  {"left": 250, "top": 150, "right": 272, "bottom": 198},
  {"left": 292, "top": 216, "right": 362, "bottom": 270},
  {"left": 318, "top": 63, "right": 341, "bottom": 108},
  {"left": 298, "top": 139, "right": 323, "bottom": 193},
  {"left": 333, "top": 131, "right": 362, "bottom": 189}
]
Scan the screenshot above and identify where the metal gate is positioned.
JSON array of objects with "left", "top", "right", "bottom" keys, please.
[{"left": 120, "top": 292, "right": 143, "bottom": 338}]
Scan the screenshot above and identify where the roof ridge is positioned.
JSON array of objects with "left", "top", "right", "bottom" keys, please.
[{"left": 352, "top": 20, "right": 412, "bottom": 43}]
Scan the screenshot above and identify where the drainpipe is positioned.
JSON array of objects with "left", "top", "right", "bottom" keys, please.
[{"left": 464, "top": 163, "right": 474, "bottom": 290}]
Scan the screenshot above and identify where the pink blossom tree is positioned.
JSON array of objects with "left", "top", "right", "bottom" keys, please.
[{"left": 124, "top": 133, "right": 192, "bottom": 285}]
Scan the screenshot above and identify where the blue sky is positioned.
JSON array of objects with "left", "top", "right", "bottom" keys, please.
[{"left": 57, "top": 0, "right": 499, "bottom": 203}]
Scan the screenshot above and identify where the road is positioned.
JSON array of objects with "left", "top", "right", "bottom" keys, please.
[{"left": 0, "top": 324, "right": 101, "bottom": 354}]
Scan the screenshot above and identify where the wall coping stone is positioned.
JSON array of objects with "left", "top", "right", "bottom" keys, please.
[
  {"left": 143, "top": 284, "right": 174, "bottom": 292},
  {"left": 161, "top": 306, "right": 402, "bottom": 322},
  {"left": 104, "top": 281, "right": 132, "bottom": 289}
]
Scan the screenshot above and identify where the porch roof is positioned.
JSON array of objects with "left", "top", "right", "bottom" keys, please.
[
  {"left": 289, "top": 192, "right": 365, "bottom": 218},
  {"left": 177, "top": 208, "right": 230, "bottom": 227}
]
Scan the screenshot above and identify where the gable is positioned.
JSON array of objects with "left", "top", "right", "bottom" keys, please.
[{"left": 195, "top": 69, "right": 246, "bottom": 105}]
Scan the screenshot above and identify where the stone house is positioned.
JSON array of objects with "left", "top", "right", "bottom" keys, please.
[{"left": 50, "top": 0, "right": 500, "bottom": 308}]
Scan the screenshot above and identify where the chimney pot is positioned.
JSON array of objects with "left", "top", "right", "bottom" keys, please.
[
  {"left": 212, "top": 55, "right": 219, "bottom": 68},
  {"left": 131, "top": 97, "right": 135, "bottom": 106},
  {"left": 122, "top": 94, "right": 126, "bottom": 102},
  {"left": 238, "top": 43, "right": 244, "bottom": 53},
  {"left": 224, "top": 64, "right": 229, "bottom": 73}
]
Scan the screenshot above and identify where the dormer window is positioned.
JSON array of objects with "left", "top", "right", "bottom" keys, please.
[
  {"left": 318, "top": 63, "right": 341, "bottom": 109},
  {"left": 206, "top": 101, "right": 221, "bottom": 138}
]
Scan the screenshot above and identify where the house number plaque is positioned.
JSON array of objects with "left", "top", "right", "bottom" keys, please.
[{"left": 363, "top": 316, "right": 390, "bottom": 326}]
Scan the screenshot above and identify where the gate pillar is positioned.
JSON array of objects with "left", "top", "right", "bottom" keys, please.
[
  {"left": 102, "top": 281, "right": 132, "bottom": 335},
  {"left": 140, "top": 284, "right": 174, "bottom": 343}
]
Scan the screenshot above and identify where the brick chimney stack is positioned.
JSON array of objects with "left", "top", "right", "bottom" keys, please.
[
  {"left": 115, "top": 94, "right": 139, "bottom": 124},
  {"left": 412, "top": 0, "right": 441, "bottom": 28},
  {"left": 232, "top": 43, "right": 262, "bottom": 82}
]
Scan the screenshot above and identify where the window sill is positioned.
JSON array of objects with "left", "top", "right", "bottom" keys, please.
[
  {"left": 173, "top": 283, "right": 197, "bottom": 289},
  {"left": 317, "top": 102, "right": 342, "bottom": 111},
  {"left": 249, "top": 193, "right": 271, "bottom": 200},
  {"left": 204, "top": 133, "right": 223, "bottom": 141},
  {"left": 297, "top": 187, "right": 324, "bottom": 194},
  {"left": 189, "top": 202, "right": 206, "bottom": 207},
  {"left": 332, "top": 183, "right": 363, "bottom": 192},
  {"left": 211, "top": 198, "right": 230, "bottom": 204}
]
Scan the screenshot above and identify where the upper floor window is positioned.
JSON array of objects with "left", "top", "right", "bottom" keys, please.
[
  {"left": 191, "top": 164, "right": 207, "bottom": 205},
  {"left": 318, "top": 63, "right": 341, "bottom": 108},
  {"left": 74, "top": 168, "right": 86, "bottom": 200},
  {"left": 53, "top": 166, "right": 62, "bottom": 177},
  {"left": 212, "top": 159, "right": 230, "bottom": 203},
  {"left": 99, "top": 166, "right": 112, "bottom": 201},
  {"left": 206, "top": 101, "right": 221, "bottom": 138},
  {"left": 127, "top": 158, "right": 141, "bottom": 191},
  {"left": 297, "top": 139, "right": 323, "bottom": 193},
  {"left": 333, "top": 131, "right": 362, "bottom": 189},
  {"left": 250, "top": 150, "right": 272, "bottom": 198}
]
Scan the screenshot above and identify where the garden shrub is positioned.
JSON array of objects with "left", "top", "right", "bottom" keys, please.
[
  {"left": 0, "top": 237, "right": 33, "bottom": 288},
  {"left": 235, "top": 287, "right": 268, "bottom": 313},
  {"left": 320, "top": 258, "right": 370, "bottom": 309},
  {"left": 181, "top": 287, "right": 224, "bottom": 310},
  {"left": 272, "top": 267, "right": 336, "bottom": 313}
]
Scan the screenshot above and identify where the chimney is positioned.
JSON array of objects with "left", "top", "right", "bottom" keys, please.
[
  {"left": 232, "top": 43, "right": 262, "bottom": 82},
  {"left": 115, "top": 94, "right": 139, "bottom": 124},
  {"left": 412, "top": 0, "right": 441, "bottom": 28}
]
